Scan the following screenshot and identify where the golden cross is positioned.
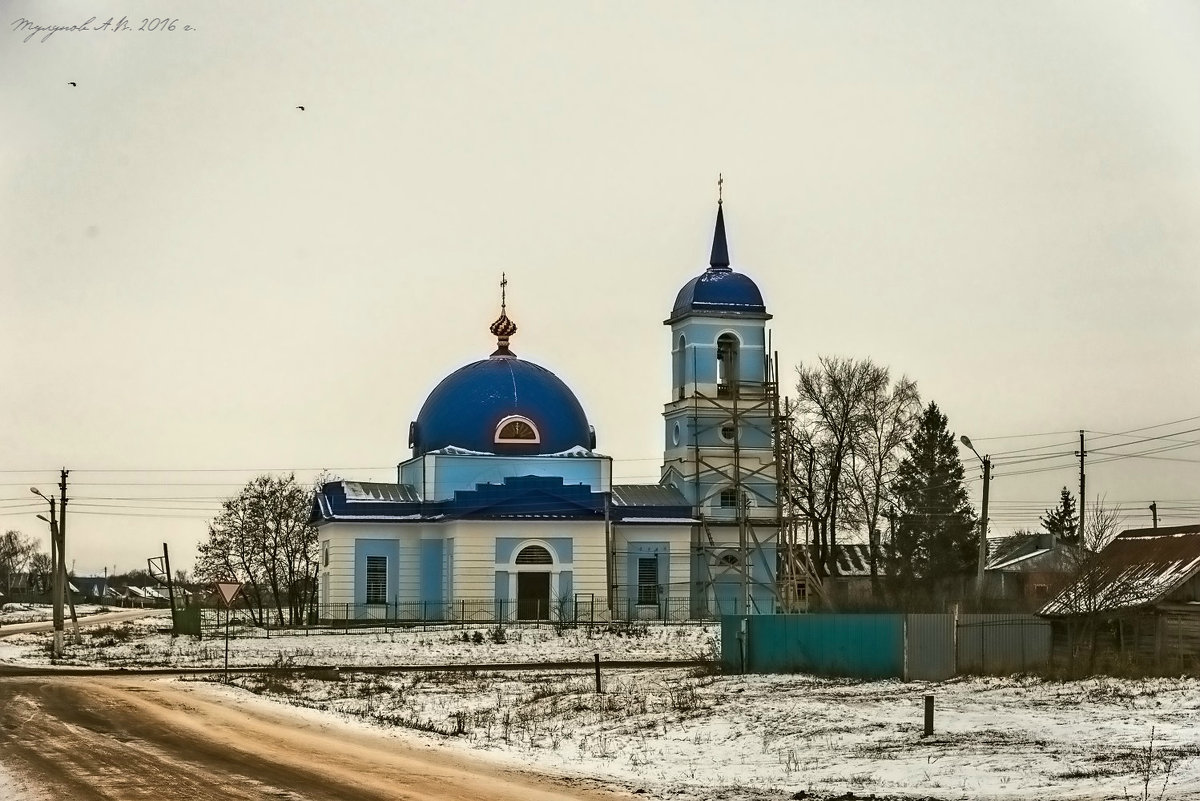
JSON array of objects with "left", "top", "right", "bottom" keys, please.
[
  {"left": 718, "top": 173, "right": 723, "bottom": 204},
  {"left": 500, "top": 272, "right": 507, "bottom": 314}
]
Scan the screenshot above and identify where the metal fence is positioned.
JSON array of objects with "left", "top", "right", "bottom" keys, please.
[
  {"left": 723, "top": 613, "right": 1051, "bottom": 679},
  {"left": 957, "top": 614, "right": 1051, "bottom": 675},
  {"left": 176, "top": 595, "right": 719, "bottom": 637}
]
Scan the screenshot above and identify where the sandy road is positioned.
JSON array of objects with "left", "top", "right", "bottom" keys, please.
[{"left": 0, "top": 676, "right": 630, "bottom": 801}]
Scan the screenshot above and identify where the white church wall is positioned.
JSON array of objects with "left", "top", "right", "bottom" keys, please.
[{"left": 446, "top": 519, "right": 607, "bottom": 604}]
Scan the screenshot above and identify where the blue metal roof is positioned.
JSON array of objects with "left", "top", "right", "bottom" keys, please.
[
  {"left": 313, "top": 478, "right": 695, "bottom": 524},
  {"left": 410, "top": 355, "right": 593, "bottom": 457},
  {"left": 667, "top": 205, "right": 769, "bottom": 323}
]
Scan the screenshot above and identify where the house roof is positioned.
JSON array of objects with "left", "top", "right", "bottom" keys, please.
[
  {"left": 796, "top": 544, "right": 876, "bottom": 577},
  {"left": 1040, "top": 524, "right": 1200, "bottom": 616},
  {"left": 986, "top": 533, "right": 1088, "bottom": 572}
]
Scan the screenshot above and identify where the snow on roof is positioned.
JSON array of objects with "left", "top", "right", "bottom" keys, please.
[
  {"left": 426, "top": 445, "right": 597, "bottom": 458},
  {"left": 343, "top": 482, "right": 421, "bottom": 503},
  {"left": 795, "top": 544, "right": 875, "bottom": 577},
  {"left": 1041, "top": 524, "right": 1200, "bottom": 616},
  {"left": 989, "top": 548, "right": 1052, "bottom": 571}
]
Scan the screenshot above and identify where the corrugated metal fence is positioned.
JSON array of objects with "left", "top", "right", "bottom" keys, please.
[{"left": 722, "top": 613, "right": 1051, "bottom": 679}]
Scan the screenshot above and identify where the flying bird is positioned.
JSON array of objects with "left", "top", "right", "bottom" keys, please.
[
  {"left": 296, "top": 105, "right": 305, "bottom": 111},
  {"left": 67, "top": 82, "right": 76, "bottom": 87}
]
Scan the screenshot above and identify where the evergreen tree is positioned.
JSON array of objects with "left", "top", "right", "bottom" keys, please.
[
  {"left": 1041, "top": 486, "right": 1079, "bottom": 543},
  {"left": 885, "top": 402, "right": 978, "bottom": 601}
]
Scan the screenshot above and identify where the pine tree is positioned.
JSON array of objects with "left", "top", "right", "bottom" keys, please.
[
  {"left": 886, "top": 402, "right": 978, "bottom": 602},
  {"left": 1041, "top": 486, "right": 1079, "bottom": 544}
]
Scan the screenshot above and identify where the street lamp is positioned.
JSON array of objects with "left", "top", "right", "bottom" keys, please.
[
  {"left": 30, "top": 487, "right": 63, "bottom": 660},
  {"left": 960, "top": 436, "right": 992, "bottom": 610}
]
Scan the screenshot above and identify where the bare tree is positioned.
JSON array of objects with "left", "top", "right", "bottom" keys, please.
[
  {"left": 1082, "top": 494, "right": 1125, "bottom": 553},
  {"left": 0, "top": 530, "right": 37, "bottom": 597},
  {"left": 28, "top": 551, "right": 53, "bottom": 594},
  {"left": 195, "top": 473, "right": 319, "bottom": 626},
  {"left": 787, "top": 357, "right": 893, "bottom": 577},
  {"left": 848, "top": 374, "right": 920, "bottom": 594}
]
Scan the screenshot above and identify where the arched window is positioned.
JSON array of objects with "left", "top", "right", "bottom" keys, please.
[
  {"left": 515, "top": 545, "right": 554, "bottom": 565},
  {"left": 720, "top": 553, "right": 740, "bottom": 567},
  {"left": 716, "top": 333, "right": 739, "bottom": 388},
  {"left": 495, "top": 415, "right": 540, "bottom": 444},
  {"left": 674, "top": 334, "right": 687, "bottom": 398}
]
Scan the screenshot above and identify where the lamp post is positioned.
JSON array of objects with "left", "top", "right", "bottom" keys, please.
[
  {"left": 30, "top": 487, "right": 63, "bottom": 660},
  {"left": 960, "top": 436, "right": 991, "bottom": 610}
]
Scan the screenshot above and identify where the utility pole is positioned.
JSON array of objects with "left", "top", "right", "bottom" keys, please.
[
  {"left": 1075, "top": 431, "right": 1086, "bottom": 544},
  {"left": 976, "top": 456, "right": 991, "bottom": 607},
  {"left": 1150, "top": 502, "right": 1158, "bottom": 529},
  {"left": 56, "top": 469, "right": 69, "bottom": 657},
  {"left": 960, "top": 436, "right": 991, "bottom": 609}
]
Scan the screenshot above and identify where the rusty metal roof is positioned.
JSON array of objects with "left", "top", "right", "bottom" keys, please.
[{"left": 1040, "top": 524, "right": 1200, "bottom": 616}]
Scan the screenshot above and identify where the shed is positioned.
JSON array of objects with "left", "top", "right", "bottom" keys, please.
[{"left": 1040, "top": 524, "right": 1200, "bottom": 674}]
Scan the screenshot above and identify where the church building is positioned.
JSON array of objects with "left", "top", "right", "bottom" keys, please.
[{"left": 313, "top": 201, "right": 782, "bottom": 622}]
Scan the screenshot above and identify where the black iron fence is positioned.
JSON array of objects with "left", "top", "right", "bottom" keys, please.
[{"left": 308, "top": 595, "right": 714, "bottom": 626}]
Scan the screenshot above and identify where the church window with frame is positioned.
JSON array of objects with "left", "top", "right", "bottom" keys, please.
[
  {"left": 720, "top": 488, "right": 740, "bottom": 508},
  {"left": 365, "top": 555, "right": 387, "bottom": 604},
  {"left": 515, "top": 544, "right": 554, "bottom": 565},
  {"left": 495, "top": 415, "right": 540, "bottom": 444},
  {"left": 637, "top": 556, "right": 659, "bottom": 605}
]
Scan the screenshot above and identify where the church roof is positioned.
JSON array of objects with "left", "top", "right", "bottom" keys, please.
[
  {"left": 314, "top": 478, "right": 694, "bottom": 525},
  {"left": 666, "top": 203, "right": 769, "bottom": 324},
  {"left": 611, "top": 485, "right": 688, "bottom": 507},
  {"left": 410, "top": 281, "right": 594, "bottom": 458}
]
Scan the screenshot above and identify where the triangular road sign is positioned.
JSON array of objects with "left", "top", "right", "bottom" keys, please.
[{"left": 215, "top": 582, "right": 242, "bottom": 606}]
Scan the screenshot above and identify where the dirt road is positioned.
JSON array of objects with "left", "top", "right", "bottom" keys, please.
[
  {"left": 0, "top": 608, "right": 170, "bottom": 637},
  {"left": 0, "top": 676, "right": 629, "bottom": 801}
]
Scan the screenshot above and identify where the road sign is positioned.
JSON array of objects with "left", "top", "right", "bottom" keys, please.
[{"left": 214, "top": 582, "right": 242, "bottom": 606}]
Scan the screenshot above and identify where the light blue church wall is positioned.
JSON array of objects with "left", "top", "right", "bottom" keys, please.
[
  {"left": 671, "top": 319, "right": 769, "bottom": 390},
  {"left": 401, "top": 453, "right": 611, "bottom": 501},
  {"left": 495, "top": 537, "right": 573, "bottom": 564},
  {"left": 354, "top": 539, "right": 400, "bottom": 604},
  {"left": 664, "top": 414, "right": 773, "bottom": 451},
  {"left": 419, "top": 539, "right": 443, "bottom": 603}
]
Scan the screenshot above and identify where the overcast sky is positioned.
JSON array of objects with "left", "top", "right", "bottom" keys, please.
[{"left": 3, "top": 1, "right": 1200, "bottom": 576}]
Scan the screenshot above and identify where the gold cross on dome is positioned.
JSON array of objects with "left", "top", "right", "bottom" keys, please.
[{"left": 500, "top": 272, "right": 507, "bottom": 314}]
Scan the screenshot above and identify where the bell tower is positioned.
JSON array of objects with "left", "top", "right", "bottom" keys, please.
[{"left": 661, "top": 196, "right": 781, "bottom": 615}]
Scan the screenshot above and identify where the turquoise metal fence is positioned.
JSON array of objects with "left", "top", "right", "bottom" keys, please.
[{"left": 721, "top": 614, "right": 905, "bottom": 678}]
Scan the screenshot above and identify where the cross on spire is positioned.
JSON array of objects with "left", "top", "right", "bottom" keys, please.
[
  {"left": 489, "top": 273, "right": 517, "bottom": 356},
  {"left": 718, "top": 173, "right": 723, "bottom": 205}
]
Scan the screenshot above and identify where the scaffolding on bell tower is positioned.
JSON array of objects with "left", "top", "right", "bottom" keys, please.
[{"left": 679, "top": 347, "right": 825, "bottom": 616}]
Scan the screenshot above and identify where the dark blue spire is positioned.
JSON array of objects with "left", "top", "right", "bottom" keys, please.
[{"left": 709, "top": 203, "right": 730, "bottom": 271}]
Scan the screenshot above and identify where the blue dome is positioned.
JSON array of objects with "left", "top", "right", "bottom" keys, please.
[
  {"left": 669, "top": 269, "right": 767, "bottom": 321},
  {"left": 667, "top": 202, "right": 770, "bottom": 322},
  {"left": 411, "top": 356, "right": 593, "bottom": 457}
]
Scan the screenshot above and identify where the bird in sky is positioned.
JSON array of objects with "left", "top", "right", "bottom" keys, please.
[
  {"left": 296, "top": 105, "right": 305, "bottom": 111},
  {"left": 67, "top": 82, "right": 76, "bottom": 87}
]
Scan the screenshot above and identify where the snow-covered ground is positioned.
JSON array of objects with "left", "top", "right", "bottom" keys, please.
[
  {"left": 0, "top": 617, "right": 717, "bottom": 668},
  {"left": 0, "top": 603, "right": 108, "bottom": 625},
  {"left": 3, "top": 618, "right": 1199, "bottom": 800}
]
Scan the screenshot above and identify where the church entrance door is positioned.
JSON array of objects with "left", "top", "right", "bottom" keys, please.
[{"left": 517, "top": 572, "right": 551, "bottom": 620}]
